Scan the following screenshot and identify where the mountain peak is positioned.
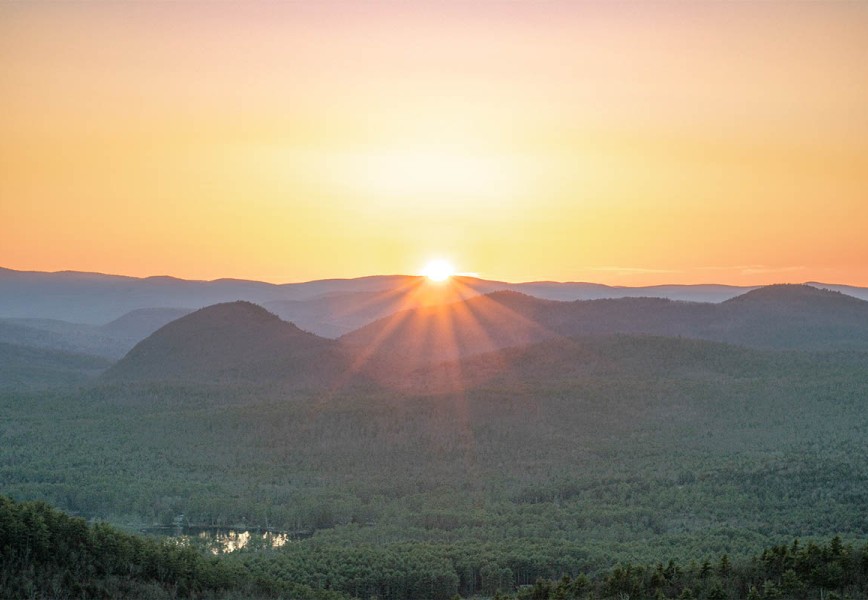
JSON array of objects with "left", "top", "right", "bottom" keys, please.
[
  {"left": 725, "top": 283, "right": 856, "bottom": 305},
  {"left": 183, "top": 300, "right": 286, "bottom": 324},
  {"left": 104, "top": 301, "right": 343, "bottom": 384}
]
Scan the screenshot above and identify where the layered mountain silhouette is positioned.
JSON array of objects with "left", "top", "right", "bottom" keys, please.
[
  {"left": 0, "top": 266, "right": 778, "bottom": 330},
  {"left": 103, "top": 302, "right": 347, "bottom": 384},
  {"left": 342, "top": 284, "right": 868, "bottom": 371},
  {"left": 100, "top": 307, "right": 193, "bottom": 340},
  {"left": 710, "top": 284, "right": 868, "bottom": 348},
  {"left": 264, "top": 276, "right": 485, "bottom": 338},
  {"left": 99, "top": 284, "right": 868, "bottom": 387},
  {"left": 0, "top": 308, "right": 192, "bottom": 359}
]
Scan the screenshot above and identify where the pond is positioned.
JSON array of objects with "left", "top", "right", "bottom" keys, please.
[{"left": 141, "top": 525, "right": 313, "bottom": 554}]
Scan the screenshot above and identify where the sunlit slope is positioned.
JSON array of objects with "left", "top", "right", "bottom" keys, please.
[
  {"left": 103, "top": 301, "right": 346, "bottom": 384},
  {"left": 339, "top": 291, "right": 563, "bottom": 373},
  {"left": 420, "top": 334, "right": 780, "bottom": 390},
  {"left": 265, "top": 276, "right": 490, "bottom": 338},
  {"left": 342, "top": 285, "right": 868, "bottom": 374}
]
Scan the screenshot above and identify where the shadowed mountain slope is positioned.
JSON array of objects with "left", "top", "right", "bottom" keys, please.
[
  {"left": 103, "top": 302, "right": 347, "bottom": 384},
  {"left": 101, "top": 307, "right": 193, "bottom": 339},
  {"left": 0, "top": 342, "right": 111, "bottom": 389},
  {"left": 708, "top": 284, "right": 868, "bottom": 349},
  {"left": 0, "top": 308, "right": 194, "bottom": 359},
  {"left": 0, "top": 318, "right": 137, "bottom": 359}
]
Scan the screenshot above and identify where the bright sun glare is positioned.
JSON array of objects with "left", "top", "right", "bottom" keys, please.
[{"left": 420, "top": 259, "right": 455, "bottom": 282}]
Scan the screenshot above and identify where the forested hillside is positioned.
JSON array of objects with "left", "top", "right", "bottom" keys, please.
[
  {"left": 103, "top": 302, "right": 347, "bottom": 384},
  {"left": 0, "top": 342, "right": 111, "bottom": 389},
  {"left": 0, "top": 308, "right": 191, "bottom": 359},
  {"left": 3, "top": 286, "right": 867, "bottom": 599},
  {"left": 3, "top": 496, "right": 866, "bottom": 599},
  {"left": 343, "top": 285, "right": 868, "bottom": 372},
  {"left": 92, "top": 285, "right": 868, "bottom": 388},
  {"left": 0, "top": 495, "right": 342, "bottom": 600},
  {"left": 3, "top": 334, "right": 867, "bottom": 598}
]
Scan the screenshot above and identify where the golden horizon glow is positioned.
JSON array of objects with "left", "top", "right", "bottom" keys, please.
[
  {"left": 2, "top": 2, "right": 867, "bottom": 286},
  {"left": 420, "top": 259, "right": 456, "bottom": 283}
]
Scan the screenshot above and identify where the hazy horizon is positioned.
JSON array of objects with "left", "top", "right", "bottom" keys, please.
[
  {"left": 5, "top": 263, "right": 868, "bottom": 289},
  {"left": 3, "top": 2, "right": 867, "bottom": 286}
]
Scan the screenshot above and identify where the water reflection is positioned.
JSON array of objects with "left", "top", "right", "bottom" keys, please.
[
  {"left": 194, "top": 529, "right": 289, "bottom": 554},
  {"left": 143, "top": 526, "right": 309, "bottom": 554}
]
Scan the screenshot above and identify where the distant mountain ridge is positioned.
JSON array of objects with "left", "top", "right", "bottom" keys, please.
[
  {"left": 6, "top": 266, "right": 868, "bottom": 388},
  {"left": 0, "top": 265, "right": 806, "bottom": 327},
  {"left": 0, "top": 308, "right": 192, "bottom": 359},
  {"left": 102, "top": 284, "right": 868, "bottom": 387}
]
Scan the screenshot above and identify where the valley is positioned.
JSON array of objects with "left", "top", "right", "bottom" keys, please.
[{"left": 2, "top": 272, "right": 867, "bottom": 598}]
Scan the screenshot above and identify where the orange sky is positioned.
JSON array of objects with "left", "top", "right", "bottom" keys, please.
[{"left": 2, "top": 2, "right": 867, "bottom": 285}]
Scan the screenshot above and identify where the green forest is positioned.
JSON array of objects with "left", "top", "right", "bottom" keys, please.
[
  {"left": 2, "top": 335, "right": 867, "bottom": 598},
  {"left": 3, "top": 495, "right": 867, "bottom": 599}
]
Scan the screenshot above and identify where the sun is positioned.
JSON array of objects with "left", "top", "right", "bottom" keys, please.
[{"left": 420, "top": 259, "right": 456, "bottom": 283}]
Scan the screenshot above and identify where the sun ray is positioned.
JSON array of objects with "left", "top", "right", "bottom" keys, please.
[
  {"left": 294, "top": 272, "right": 573, "bottom": 513},
  {"left": 420, "top": 259, "right": 455, "bottom": 283},
  {"left": 302, "top": 277, "right": 431, "bottom": 419}
]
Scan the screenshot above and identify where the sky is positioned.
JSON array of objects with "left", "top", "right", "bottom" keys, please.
[{"left": 2, "top": 2, "right": 867, "bottom": 285}]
